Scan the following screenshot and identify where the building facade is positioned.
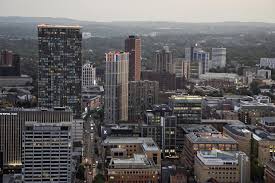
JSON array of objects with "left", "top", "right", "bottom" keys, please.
[
  {"left": 37, "top": 24, "right": 82, "bottom": 116},
  {"left": 0, "top": 108, "right": 73, "bottom": 171},
  {"left": 194, "top": 150, "right": 250, "bottom": 183},
  {"left": 82, "top": 63, "right": 96, "bottom": 88},
  {"left": 22, "top": 109, "right": 72, "bottom": 182},
  {"left": 128, "top": 80, "right": 159, "bottom": 122},
  {"left": 154, "top": 46, "right": 173, "bottom": 74},
  {"left": 169, "top": 95, "right": 202, "bottom": 125},
  {"left": 104, "top": 51, "right": 129, "bottom": 123},
  {"left": 210, "top": 48, "right": 226, "bottom": 69},
  {"left": 125, "top": 35, "right": 141, "bottom": 81},
  {"left": 0, "top": 50, "right": 20, "bottom": 76}
]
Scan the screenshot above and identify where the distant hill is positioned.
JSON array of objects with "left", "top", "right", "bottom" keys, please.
[{"left": 0, "top": 16, "right": 275, "bottom": 38}]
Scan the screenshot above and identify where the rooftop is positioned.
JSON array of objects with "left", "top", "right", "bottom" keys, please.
[
  {"left": 109, "top": 154, "right": 154, "bottom": 169},
  {"left": 186, "top": 132, "right": 237, "bottom": 144},
  {"left": 180, "top": 124, "right": 219, "bottom": 134},
  {"left": 103, "top": 137, "right": 159, "bottom": 151},
  {"left": 196, "top": 150, "right": 245, "bottom": 166},
  {"left": 224, "top": 124, "right": 252, "bottom": 137}
]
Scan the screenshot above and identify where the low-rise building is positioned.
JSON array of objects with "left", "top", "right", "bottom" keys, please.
[
  {"left": 223, "top": 124, "right": 252, "bottom": 157},
  {"left": 194, "top": 150, "right": 250, "bottom": 183},
  {"left": 183, "top": 133, "right": 238, "bottom": 168},
  {"left": 103, "top": 137, "right": 161, "bottom": 182}
]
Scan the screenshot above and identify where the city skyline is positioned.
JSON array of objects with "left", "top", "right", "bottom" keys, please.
[{"left": 0, "top": 0, "right": 275, "bottom": 23}]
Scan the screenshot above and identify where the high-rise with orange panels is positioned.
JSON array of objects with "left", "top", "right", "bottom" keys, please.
[{"left": 125, "top": 35, "right": 141, "bottom": 81}]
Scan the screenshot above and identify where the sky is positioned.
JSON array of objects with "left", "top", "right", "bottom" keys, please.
[{"left": 1, "top": 0, "right": 275, "bottom": 23}]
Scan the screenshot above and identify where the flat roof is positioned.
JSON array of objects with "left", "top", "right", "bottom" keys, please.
[
  {"left": 186, "top": 133, "right": 237, "bottom": 144},
  {"left": 197, "top": 150, "right": 241, "bottom": 166}
]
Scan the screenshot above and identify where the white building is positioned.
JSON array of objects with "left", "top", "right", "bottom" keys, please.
[
  {"left": 104, "top": 51, "right": 129, "bottom": 124},
  {"left": 173, "top": 58, "right": 190, "bottom": 79},
  {"left": 199, "top": 72, "right": 239, "bottom": 83},
  {"left": 257, "top": 69, "right": 271, "bottom": 79},
  {"left": 22, "top": 108, "right": 73, "bottom": 183},
  {"left": 210, "top": 48, "right": 226, "bottom": 69},
  {"left": 82, "top": 63, "right": 96, "bottom": 88},
  {"left": 260, "top": 58, "right": 275, "bottom": 69}
]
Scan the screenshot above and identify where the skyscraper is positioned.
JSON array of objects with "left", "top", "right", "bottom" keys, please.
[
  {"left": 154, "top": 46, "right": 173, "bottom": 74},
  {"left": 125, "top": 35, "right": 141, "bottom": 81},
  {"left": 0, "top": 108, "right": 73, "bottom": 171},
  {"left": 211, "top": 48, "right": 226, "bottom": 69},
  {"left": 104, "top": 51, "right": 129, "bottom": 124},
  {"left": 82, "top": 63, "right": 96, "bottom": 88},
  {"left": 37, "top": 25, "right": 82, "bottom": 116},
  {"left": 185, "top": 47, "right": 209, "bottom": 75},
  {"left": 22, "top": 108, "right": 73, "bottom": 182}
]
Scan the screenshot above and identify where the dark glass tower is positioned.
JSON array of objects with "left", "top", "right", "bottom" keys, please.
[{"left": 37, "top": 25, "right": 82, "bottom": 116}]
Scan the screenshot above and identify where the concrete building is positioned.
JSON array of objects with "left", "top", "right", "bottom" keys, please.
[
  {"left": 154, "top": 46, "right": 173, "bottom": 74},
  {"left": 104, "top": 51, "right": 129, "bottom": 124},
  {"left": 265, "top": 157, "right": 275, "bottom": 183},
  {"left": 82, "top": 85, "right": 104, "bottom": 111},
  {"left": 260, "top": 58, "right": 275, "bottom": 69},
  {"left": 185, "top": 47, "right": 209, "bottom": 74},
  {"left": 210, "top": 48, "right": 226, "bottom": 69},
  {"left": 128, "top": 80, "right": 159, "bottom": 122},
  {"left": 194, "top": 150, "right": 250, "bottom": 183},
  {"left": 37, "top": 25, "right": 82, "bottom": 116},
  {"left": 169, "top": 95, "right": 202, "bottom": 125},
  {"left": 183, "top": 133, "right": 238, "bottom": 168},
  {"left": 141, "top": 70, "right": 176, "bottom": 91},
  {"left": 0, "top": 50, "right": 20, "bottom": 76},
  {"left": 125, "top": 35, "right": 141, "bottom": 81},
  {"left": 82, "top": 63, "right": 96, "bottom": 88},
  {"left": 0, "top": 108, "right": 73, "bottom": 171},
  {"left": 223, "top": 124, "right": 252, "bottom": 157},
  {"left": 173, "top": 58, "right": 190, "bottom": 79},
  {"left": 22, "top": 109, "right": 72, "bottom": 182},
  {"left": 103, "top": 137, "right": 161, "bottom": 182},
  {"left": 199, "top": 72, "right": 239, "bottom": 83},
  {"left": 257, "top": 69, "right": 271, "bottom": 79},
  {"left": 238, "top": 100, "right": 275, "bottom": 125}
]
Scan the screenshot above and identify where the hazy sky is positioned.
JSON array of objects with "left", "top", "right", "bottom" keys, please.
[{"left": 1, "top": 0, "right": 275, "bottom": 22}]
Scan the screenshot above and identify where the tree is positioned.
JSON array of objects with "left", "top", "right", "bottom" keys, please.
[
  {"left": 94, "top": 174, "right": 105, "bottom": 183},
  {"left": 76, "top": 164, "right": 85, "bottom": 180}
]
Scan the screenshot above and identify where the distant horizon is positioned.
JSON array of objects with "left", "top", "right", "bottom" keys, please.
[
  {"left": 1, "top": 0, "right": 275, "bottom": 23},
  {"left": 1, "top": 16, "right": 275, "bottom": 24}
]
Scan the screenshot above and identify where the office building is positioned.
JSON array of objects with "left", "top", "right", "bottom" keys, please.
[
  {"left": 265, "top": 157, "right": 275, "bottom": 183},
  {"left": 210, "top": 48, "right": 226, "bottom": 69},
  {"left": 154, "top": 46, "right": 173, "bottom": 74},
  {"left": 173, "top": 58, "right": 190, "bottom": 79},
  {"left": 82, "top": 63, "right": 96, "bottom": 88},
  {"left": 194, "top": 150, "right": 250, "bottom": 183},
  {"left": 169, "top": 95, "right": 202, "bottom": 125},
  {"left": 260, "top": 58, "right": 275, "bottom": 69},
  {"left": 104, "top": 51, "right": 129, "bottom": 123},
  {"left": 103, "top": 137, "right": 161, "bottom": 182},
  {"left": 223, "top": 124, "right": 252, "bottom": 157},
  {"left": 141, "top": 70, "right": 176, "bottom": 91},
  {"left": 37, "top": 24, "right": 82, "bottom": 116},
  {"left": 22, "top": 109, "right": 72, "bottom": 182},
  {"left": 183, "top": 133, "right": 238, "bottom": 168},
  {"left": 0, "top": 108, "right": 73, "bottom": 171},
  {"left": 185, "top": 47, "right": 209, "bottom": 74},
  {"left": 128, "top": 80, "right": 159, "bottom": 122},
  {"left": 0, "top": 50, "right": 20, "bottom": 76},
  {"left": 125, "top": 35, "right": 141, "bottom": 81},
  {"left": 257, "top": 69, "right": 271, "bottom": 79}
]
